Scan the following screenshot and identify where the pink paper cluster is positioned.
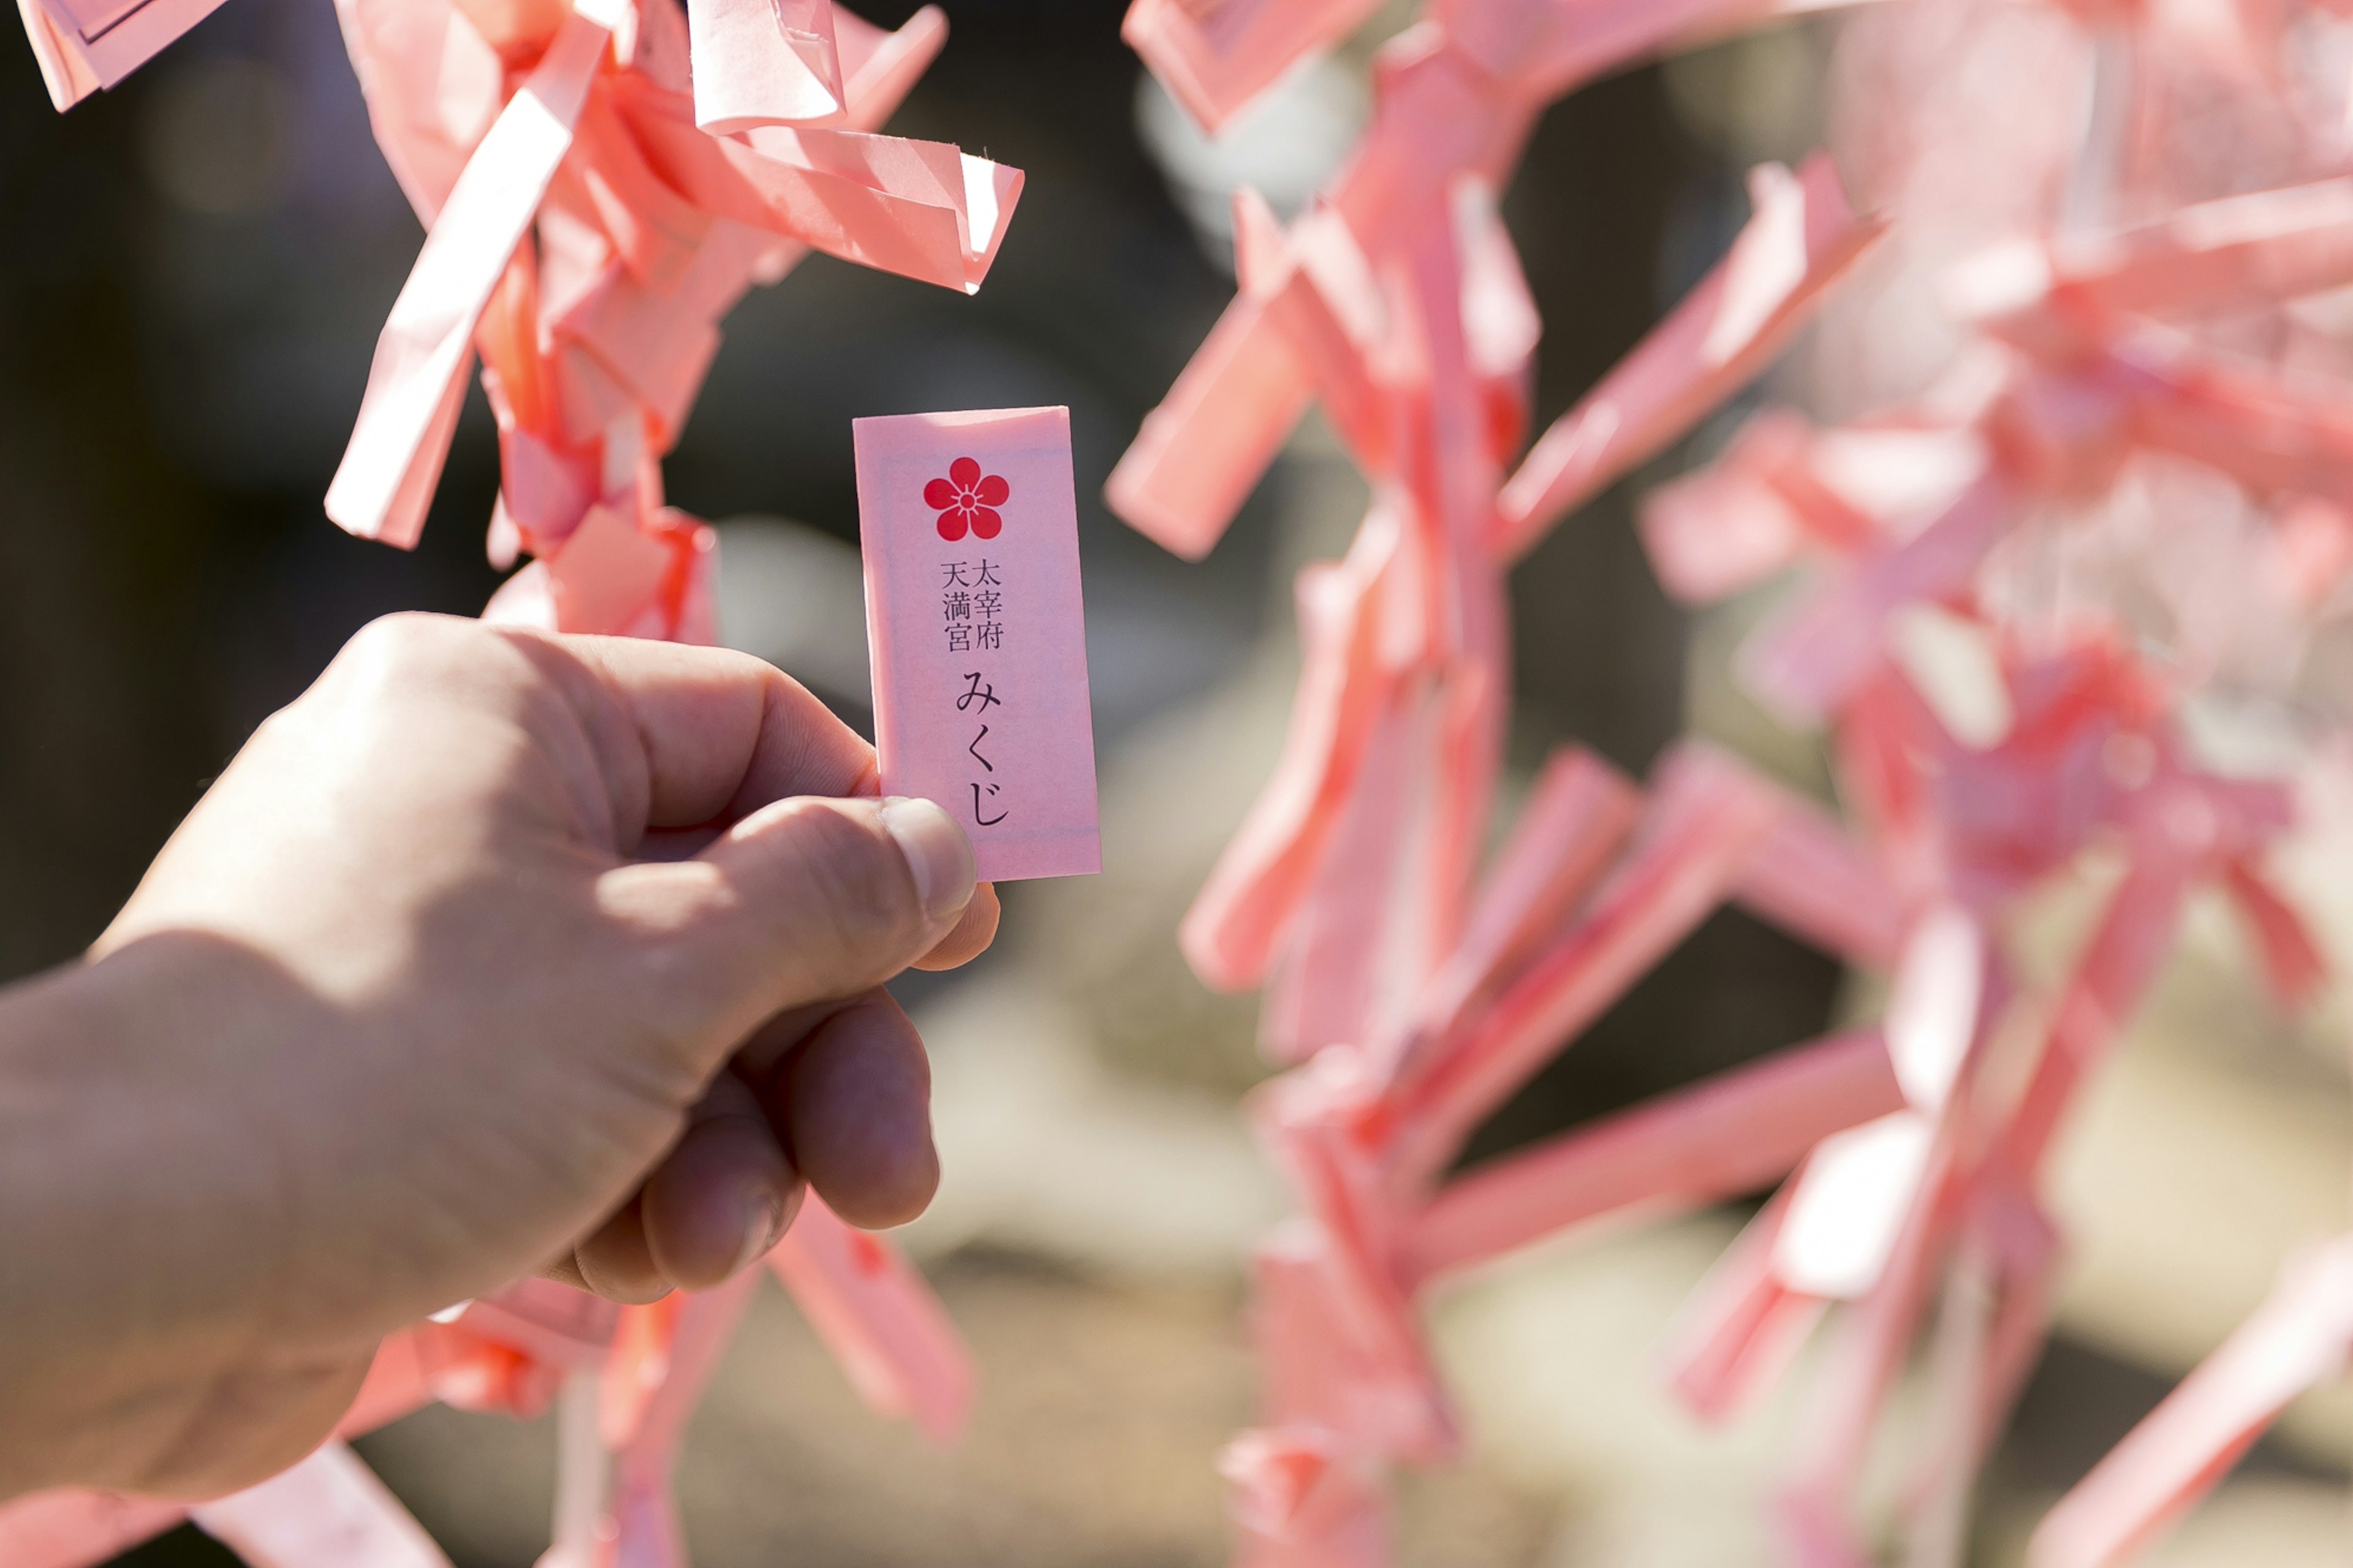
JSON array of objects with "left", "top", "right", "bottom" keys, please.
[
  {"left": 1118, "top": 0, "right": 2353, "bottom": 1562},
  {"left": 1660, "top": 6, "right": 2353, "bottom": 1559},
  {"left": 6, "top": 0, "right": 1018, "bottom": 1561}
]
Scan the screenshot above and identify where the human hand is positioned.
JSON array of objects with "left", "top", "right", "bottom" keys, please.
[{"left": 0, "top": 613, "right": 995, "bottom": 1498}]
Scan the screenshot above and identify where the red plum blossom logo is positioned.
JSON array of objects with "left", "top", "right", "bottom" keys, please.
[{"left": 926, "top": 456, "right": 1008, "bottom": 541}]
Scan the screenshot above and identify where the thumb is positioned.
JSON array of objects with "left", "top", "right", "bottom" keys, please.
[{"left": 604, "top": 795, "right": 976, "bottom": 1066}]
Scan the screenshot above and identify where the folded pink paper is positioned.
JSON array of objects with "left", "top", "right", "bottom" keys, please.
[
  {"left": 766, "top": 1195, "right": 974, "bottom": 1441},
  {"left": 20, "top": 0, "right": 229, "bottom": 109},
  {"left": 857, "top": 406, "right": 1101, "bottom": 882},
  {"left": 688, "top": 0, "right": 845, "bottom": 132}
]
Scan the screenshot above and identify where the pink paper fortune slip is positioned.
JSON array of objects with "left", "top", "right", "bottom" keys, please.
[{"left": 855, "top": 406, "right": 1101, "bottom": 882}]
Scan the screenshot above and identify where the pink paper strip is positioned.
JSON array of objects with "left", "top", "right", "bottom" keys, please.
[
  {"left": 1777, "top": 1130, "right": 1970, "bottom": 1517},
  {"left": 15, "top": 0, "right": 98, "bottom": 110},
  {"left": 2220, "top": 858, "right": 2327, "bottom": 1010},
  {"left": 2029, "top": 1236, "right": 2353, "bottom": 1568},
  {"left": 1257, "top": 695, "right": 1427, "bottom": 1062},
  {"left": 1404, "top": 1026, "right": 1902, "bottom": 1281},
  {"left": 605, "top": 1271, "right": 761, "bottom": 1568},
  {"left": 325, "top": 12, "right": 610, "bottom": 548},
  {"left": 1104, "top": 286, "right": 1313, "bottom": 561},
  {"left": 1252, "top": 1062, "right": 1459, "bottom": 1463},
  {"left": 765, "top": 1193, "right": 974, "bottom": 1441},
  {"left": 1121, "top": 0, "right": 1385, "bottom": 133},
  {"left": 625, "top": 104, "right": 1023, "bottom": 295},
  {"left": 21, "top": 0, "right": 229, "bottom": 108},
  {"left": 545, "top": 501, "right": 676, "bottom": 632},
  {"left": 1738, "top": 471, "right": 2018, "bottom": 724},
  {"left": 1220, "top": 1426, "right": 1390, "bottom": 1568},
  {"left": 1251, "top": 1221, "right": 1450, "bottom": 1454},
  {"left": 687, "top": 0, "right": 845, "bottom": 132},
  {"left": 1640, "top": 411, "right": 1841, "bottom": 604},
  {"left": 1732, "top": 789, "right": 1908, "bottom": 968},
  {"left": 1181, "top": 513, "right": 1398, "bottom": 987},
  {"left": 332, "top": 0, "right": 506, "bottom": 224},
  {"left": 1387, "top": 744, "right": 1787, "bottom": 1180},
  {"left": 568, "top": 98, "right": 717, "bottom": 293},
  {"left": 1661, "top": 1185, "right": 1828, "bottom": 1422},
  {"left": 857, "top": 406, "right": 1100, "bottom": 882},
  {"left": 1950, "top": 178, "right": 2353, "bottom": 352},
  {"left": 833, "top": 4, "right": 944, "bottom": 123},
  {"left": 1493, "top": 155, "right": 1885, "bottom": 562},
  {"left": 1258, "top": 213, "right": 1392, "bottom": 474},
  {"left": 191, "top": 1441, "right": 453, "bottom": 1568},
  {"left": 1402, "top": 744, "right": 1642, "bottom": 1052},
  {"left": 1491, "top": 0, "right": 1871, "bottom": 102}
]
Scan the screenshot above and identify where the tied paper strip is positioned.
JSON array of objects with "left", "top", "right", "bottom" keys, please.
[
  {"left": 856, "top": 406, "right": 1102, "bottom": 882},
  {"left": 17, "top": 0, "right": 227, "bottom": 108},
  {"left": 324, "top": 10, "right": 613, "bottom": 550},
  {"left": 688, "top": 0, "right": 846, "bottom": 132}
]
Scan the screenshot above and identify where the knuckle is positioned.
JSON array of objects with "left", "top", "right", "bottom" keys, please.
[
  {"left": 342, "top": 611, "right": 465, "bottom": 668},
  {"left": 327, "top": 613, "right": 491, "bottom": 701}
]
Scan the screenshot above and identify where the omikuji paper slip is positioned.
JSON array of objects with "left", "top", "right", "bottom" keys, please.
[{"left": 855, "top": 406, "right": 1101, "bottom": 883}]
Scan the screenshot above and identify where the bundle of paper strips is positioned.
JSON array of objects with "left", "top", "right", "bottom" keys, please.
[
  {"left": 4, "top": 0, "right": 1020, "bottom": 1561},
  {"left": 1115, "top": 0, "right": 2353, "bottom": 1561}
]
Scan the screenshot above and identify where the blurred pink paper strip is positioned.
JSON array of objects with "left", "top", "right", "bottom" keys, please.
[
  {"left": 1404, "top": 1026, "right": 1904, "bottom": 1283},
  {"left": 767, "top": 1194, "right": 974, "bottom": 1442},
  {"left": 856, "top": 406, "right": 1101, "bottom": 883},
  {"left": 2029, "top": 1236, "right": 2353, "bottom": 1568},
  {"left": 190, "top": 1441, "right": 453, "bottom": 1568},
  {"left": 1494, "top": 154, "right": 1887, "bottom": 563}
]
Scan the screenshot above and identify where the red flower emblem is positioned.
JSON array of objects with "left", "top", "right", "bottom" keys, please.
[{"left": 925, "top": 456, "right": 1009, "bottom": 541}]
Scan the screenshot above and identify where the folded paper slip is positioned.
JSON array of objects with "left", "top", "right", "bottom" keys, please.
[
  {"left": 768, "top": 1195, "right": 973, "bottom": 1441},
  {"left": 18, "top": 0, "right": 229, "bottom": 110},
  {"left": 857, "top": 406, "right": 1101, "bottom": 882}
]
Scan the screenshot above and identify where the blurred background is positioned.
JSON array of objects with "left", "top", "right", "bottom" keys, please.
[{"left": 3, "top": 0, "right": 2348, "bottom": 1562}]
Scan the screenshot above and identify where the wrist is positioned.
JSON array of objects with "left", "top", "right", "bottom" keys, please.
[{"left": 0, "top": 934, "right": 355, "bottom": 1496}]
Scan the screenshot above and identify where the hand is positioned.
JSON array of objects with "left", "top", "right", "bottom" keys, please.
[{"left": 0, "top": 613, "right": 996, "bottom": 1499}]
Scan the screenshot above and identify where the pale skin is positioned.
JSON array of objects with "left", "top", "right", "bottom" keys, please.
[{"left": 0, "top": 613, "right": 999, "bottom": 1502}]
